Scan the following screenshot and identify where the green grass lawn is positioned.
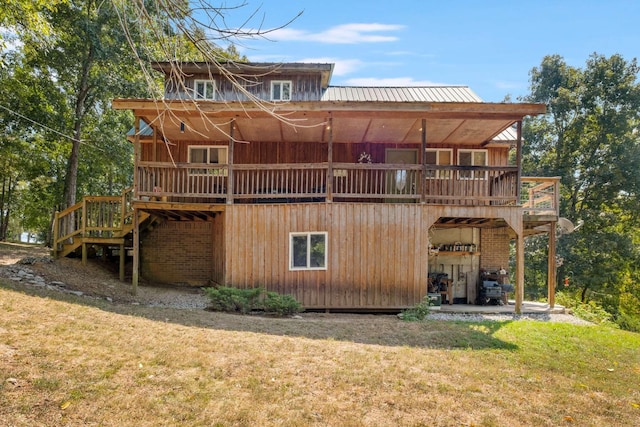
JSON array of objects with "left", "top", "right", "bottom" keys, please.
[{"left": 1, "top": 283, "right": 639, "bottom": 426}]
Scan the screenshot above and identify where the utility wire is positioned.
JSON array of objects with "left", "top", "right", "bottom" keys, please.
[{"left": 0, "top": 103, "right": 107, "bottom": 153}]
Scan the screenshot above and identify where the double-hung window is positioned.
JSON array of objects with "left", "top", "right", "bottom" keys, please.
[
  {"left": 425, "top": 149, "right": 453, "bottom": 179},
  {"left": 458, "top": 149, "right": 488, "bottom": 180},
  {"left": 290, "top": 232, "right": 327, "bottom": 270},
  {"left": 188, "top": 145, "right": 228, "bottom": 175},
  {"left": 271, "top": 80, "right": 292, "bottom": 101},
  {"left": 194, "top": 79, "right": 216, "bottom": 100}
]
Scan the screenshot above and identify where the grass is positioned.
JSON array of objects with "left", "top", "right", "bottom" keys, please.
[{"left": 1, "top": 282, "right": 639, "bottom": 426}]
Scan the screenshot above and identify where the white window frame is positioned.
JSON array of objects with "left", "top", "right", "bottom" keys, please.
[
  {"left": 271, "top": 80, "right": 292, "bottom": 101},
  {"left": 194, "top": 79, "right": 216, "bottom": 100},
  {"left": 289, "top": 232, "right": 327, "bottom": 271},
  {"left": 188, "top": 145, "right": 228, "bottom": 176},
  {"left": 458, "top": 149, "right": 488, "bottom": 180},
  {"left": 425, "top": 149, "right": 453, "bottom": 179}
]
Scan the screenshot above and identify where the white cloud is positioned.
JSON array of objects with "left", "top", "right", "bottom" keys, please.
[
  {"left": 267, "top": 23, "right": 404, "bottom": 44},
  {"left": 345, "top": 77, "right": 445, "bottom": 87}
]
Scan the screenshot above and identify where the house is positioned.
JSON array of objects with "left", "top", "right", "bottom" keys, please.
[{"left": 54, "top": 61, "right": 559, "bottom": 313}]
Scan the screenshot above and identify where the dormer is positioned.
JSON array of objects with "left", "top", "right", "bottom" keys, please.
[{"left": 152, "top": 61, "right": 334, "bottom": 102}]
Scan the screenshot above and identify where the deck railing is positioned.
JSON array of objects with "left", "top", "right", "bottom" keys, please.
[
  {"left": 136, "top": 162, "right": 558, "bottom": 214},
  {"left": 53, "top": 187, "right": 134, "bottom": 256},
  {"left": 521, "top": 177, "right": 561, "bottom": 215}
]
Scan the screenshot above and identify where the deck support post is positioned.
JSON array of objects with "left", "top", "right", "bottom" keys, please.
[
  {"left": 547, "top": 221, "right": 557, "bottom": 308},
  {"left": 515, "top": 231, "right": 525, "bottom": 314},
  {"left": 326, "top": 116, "right": 333, "bottom": 203},
  {"left": 420, "top": 118, "right": 427, "bottom": 204},
  {"left": 81, "top": 242, "right": 87, "bottom": 265},
  {"left": 132, "top": 208, "right": 139, "bottom": 296},
  {"left": 227, "top": 121, "right": 234, "bottom": 205},
  {"left": 119, "top": 243, "right": 126, "bottom": 282}
]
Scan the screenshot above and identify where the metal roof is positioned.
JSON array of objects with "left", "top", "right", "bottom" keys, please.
[{"left": 322, "top": 86, "right": 483, "bottom": 103}]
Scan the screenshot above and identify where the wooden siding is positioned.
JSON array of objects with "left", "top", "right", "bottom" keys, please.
[
  {"left": 223, "top": 203, "right": 432, "bottom": 309},
  {"left": 164, "top": 73, "right": 325, "bottom": 102},
  {"left": 141, "top": 139, "right": 510, "bottom": 166}
]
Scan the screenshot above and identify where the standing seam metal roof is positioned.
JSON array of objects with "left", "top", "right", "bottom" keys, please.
[{"left": 321, "top": 86, "right": 483, "bottom": 103}]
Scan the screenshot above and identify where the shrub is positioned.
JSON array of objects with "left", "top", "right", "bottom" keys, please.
[
  {"left": 263, "top": 291, "right": 302, "bottom": 316},
  {"left": 399, "top": 297, "right": 433, "bottom": 321},
  {"left": 204, "top": 286, "right": 302, "bottom": 316},
  {"left": 204, "top": 286, "right": 263, "bottom": 314}
]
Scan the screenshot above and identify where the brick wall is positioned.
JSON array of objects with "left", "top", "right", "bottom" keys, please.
[
  {"left": 480, "top": 227, "right": 510, "bottom": 271},
  {"left": 141, "top": 220, "right": 213, "bottom": 285}
]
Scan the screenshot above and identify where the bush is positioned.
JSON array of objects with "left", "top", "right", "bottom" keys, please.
[
  {"left": 204, "top": 286, "right": 302, "bottom": 316},
  {"left": 204, "top": 286, "right": 263, "bottom": 314},
  {"left": 399, "top": 297, "right": 433, "bottom": 321},
  {"left": 555, "top": 291, "right": 617, "bottom": 326},
  {"left": 263, "top": 291, "right": 302, "bottom": 316}
]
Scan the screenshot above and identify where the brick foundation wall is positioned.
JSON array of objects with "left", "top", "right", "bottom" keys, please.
[
  {"left": 480, "top": 227, "right": 510, "bottom": 271},
  {"left": 141, "top": 220, "right": 213, "bottom": 285}
]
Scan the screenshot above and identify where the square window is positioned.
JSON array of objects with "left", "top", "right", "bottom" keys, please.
[
  {"left": 271, "top": 80, "right": 292, "bottom": 101},
  {"left": 188, "top": 145, "right": 228, "bottom": 175},
  {"left": 458, "top": 149, "right": 487, "bottom": 180},
  {"left": 194, "top": 80, "right": 216, "bottom": 100},
  {"left": 290, "top": 232, "right": 327, "bottom": 270},
  {"left": 425, "top": 149, "right": 453, "bottom": 179}
]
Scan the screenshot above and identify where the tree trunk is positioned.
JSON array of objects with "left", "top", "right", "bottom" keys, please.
[{"left": 62, "top": 44, "right": 94, "bottom": 209}]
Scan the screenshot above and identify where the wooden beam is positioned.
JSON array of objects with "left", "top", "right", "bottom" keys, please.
[
  {"left": 516, "top": 121, "right": 522, "bottom": 203},
  {"left": 227, "top": 120, "right": 234, "bottom": 205},
  {"left": 327, "top": 116, "right": 333, "bottom": 203},
  {"left": 515, "top": 232, "right": 524, "bottom": 314},
  {"left": 420, "top": 118, "right": 426, "bottom": 204},
  {"left": 132, "top": 208, "right": 139, "bottom": 296},
  {"left": 119, "top": 243, "right": 125, "bottom": 282},
  {"left": 548, "top": 221, "right": 557, "bottom": 308}
]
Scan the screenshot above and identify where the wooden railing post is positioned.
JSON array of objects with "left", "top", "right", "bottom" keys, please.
[
  {"left": 52, "top": 211, "right": 60, "bottom": 258},
  {"left": 420, "top": 118, "right": 427, "bottom": 204},
  {"left": 81, "top": 198, "right": 87, "bottom": 265},
  {"left": 227, "top": 120, "right": 234, "bottom": 205},
  {"left": 327, "top": 116, "right": 333, "bottom": 202}
]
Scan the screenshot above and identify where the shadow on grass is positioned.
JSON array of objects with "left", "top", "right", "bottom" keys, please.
[{"left": 1, "top": 281, "right": 518, "bottom": 351}]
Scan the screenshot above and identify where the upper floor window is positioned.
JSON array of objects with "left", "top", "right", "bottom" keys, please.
[
  {"left": 458, "top": 149, "right": 487, "bottom": 180},
  {"left": 194, "top": 79, "right": 216, "bottom": 100},
  {"left": 271, "top": 80, "right": 292, "bottom": 101},
  {"left": 425, "top": 149, "right": 453, "bottom": 179},
  {"left": 188, "top": 145, "right": 228, "bottom": 175}
]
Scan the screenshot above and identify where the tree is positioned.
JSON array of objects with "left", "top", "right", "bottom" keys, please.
[{"left": 522, "top": 53, "right": 640, "bottom": 329}]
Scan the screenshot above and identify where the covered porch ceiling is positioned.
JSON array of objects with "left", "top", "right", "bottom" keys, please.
[{"left": 113, "top": 99, "right": 546, "bottom": 146}]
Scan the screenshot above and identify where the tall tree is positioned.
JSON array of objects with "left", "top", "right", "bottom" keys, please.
[{"left": 522, "top": 54, "right": 640, "bottom": 328}]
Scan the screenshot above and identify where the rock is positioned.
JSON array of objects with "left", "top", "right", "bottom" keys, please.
[
  {"left": 105, "top": 297, "right": 113, "bottom": 302},
  {"left": 68, "top": 291, "right": 84, "bottom": 297},
  {"left": 49, "top": 281, "right": 66, "bottom": 287}
]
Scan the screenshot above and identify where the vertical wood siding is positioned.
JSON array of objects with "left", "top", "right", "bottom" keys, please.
[{"left": 224, "top": 203, "right": 431, "bottom": 309}]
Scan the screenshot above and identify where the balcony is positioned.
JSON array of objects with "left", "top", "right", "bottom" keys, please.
[{"left": 136, "top": 161, "right": 559, "bottom": 215}]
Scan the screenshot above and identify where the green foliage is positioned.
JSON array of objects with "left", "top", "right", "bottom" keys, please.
[
  {"left": 204, "top": 286, "right": 302, "bottom": 316},
  {"left": 263, "top": 291, "right": 302, "bottom": 316},
  {"left": 204, "top": 286, "right": 263, "bottom": 314},
  {"left": 555, "top": 291, "right": 617, "bottom": 326},
  {"left": 398, "top": 296, "right": 434, "bottom": 321},
  {"left": 522, "top": 53, "right": 640, "bottom": 332}
]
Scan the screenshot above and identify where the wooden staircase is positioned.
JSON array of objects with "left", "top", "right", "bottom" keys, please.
[{"left": 52, "top": 188, "right": 153, "bottom": 279}]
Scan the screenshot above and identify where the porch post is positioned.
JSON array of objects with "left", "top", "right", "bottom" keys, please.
[
  {"left": 227, "top": 120, "right": 234, "bottom": 205},
  {"left": 515, "top": 231, "right": 525, "bottom": 314},
  {"left": 326, "top": 116, "right": 333, "bottom": 202},
  {"left": 547, "top": 221, "right": 557, "bottom": 308},
  {"left": 132, "top": 208, "right": 139, "bottom": 296},
  {"left": 420, "top": 118, "right": 427, "bottom": 204},
  {"left": 133, "top": 117, "right": 140, "bottom": 199},
  {"left": 516, "top": 120, "right": 523, "bottom": 203}
]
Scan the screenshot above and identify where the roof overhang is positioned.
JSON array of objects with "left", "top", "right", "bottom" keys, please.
[{"left": 113, "top": 98, "right": 546, "bottom": 146}]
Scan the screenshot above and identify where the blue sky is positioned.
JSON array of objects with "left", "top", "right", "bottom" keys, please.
[{"left": 225, "top": 0, "right": 639, "bottom": 102}]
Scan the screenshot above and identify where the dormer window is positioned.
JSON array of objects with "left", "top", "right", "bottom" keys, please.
[
  {"left": 194, "top": 79, "right": 215, "bottom": 100},
  {"left": 271, "top": 80, "right": 292, "bottom": 101}
]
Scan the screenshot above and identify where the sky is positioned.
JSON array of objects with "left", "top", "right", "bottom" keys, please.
[{"left": 222, "top": 0, "right": 640, "bottom": 102}]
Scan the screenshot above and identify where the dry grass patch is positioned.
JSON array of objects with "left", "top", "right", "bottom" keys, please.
[{"left": 1, "top": 282, "right": 639, "bottom": 426}]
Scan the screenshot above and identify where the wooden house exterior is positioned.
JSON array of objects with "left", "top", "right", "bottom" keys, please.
[{"left": 54, "top": 61, "right": 559, "bottom": 312}]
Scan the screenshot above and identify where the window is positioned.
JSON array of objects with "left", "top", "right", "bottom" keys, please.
[
  {"left": 458, "top": 149, "right": 488, "bottom": 180},
  {"left": 425, "top": 149, "right": 453, "bottom": 179},
  {"left": 271, "top": 80, "right": 292, "bottom": 101},
  {"left": 290, "top": 232, "right": 327, "bottom": 270},
  {"left": 188, "top": 145, "right": 228, "bottom": 175},
  {"left": 194, "top": 79, "right": 216, "bottom": 100}
]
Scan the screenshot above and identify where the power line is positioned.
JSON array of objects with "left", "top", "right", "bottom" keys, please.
[{"left": 0, "top": 102, "right": 107, "bottom": 153}]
